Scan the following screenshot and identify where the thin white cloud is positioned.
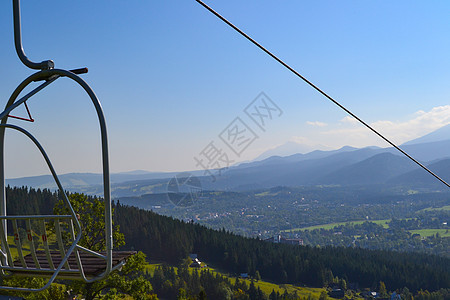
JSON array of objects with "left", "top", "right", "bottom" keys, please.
[
  {"left": 322, "top": 105, "right": 450, "bottom": 146},
  {"left": 371, "top": 105, "right": 450, "bottom": 139},
  {"left": 413, "top": 110, "right": 426, "bottom": 116},
  {"left": 290, "top": 136, "right": 317, "bottom": 145},
  {"left": 340, "top": 116, "right": 359, "bottom": 124},
  {"left": 306, "top": 121, "right": 328, "bottom": 127}
]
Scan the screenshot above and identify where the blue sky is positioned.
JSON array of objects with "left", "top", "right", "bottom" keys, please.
[{"left": 1, "top": 0, "right": 449, "bottom": 178}]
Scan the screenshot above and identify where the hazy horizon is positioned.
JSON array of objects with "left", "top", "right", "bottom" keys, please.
[{"left": 1, "top": 1, "right": 449, "bottom": 178}]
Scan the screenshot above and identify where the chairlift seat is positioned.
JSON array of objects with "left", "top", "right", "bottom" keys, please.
[
  {"left": 12, "top": 250, "right": 136, "bottom": 278},
  {"left": 0, "top": 0, "right": 137, "bottom": 292},
  {"left": 0, "top": 214, "right": 135, "bottom": 282}
]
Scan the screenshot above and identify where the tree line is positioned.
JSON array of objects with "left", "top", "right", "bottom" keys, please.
[
  {"left": 3, "top": 186, "right": 450, "bottom": 294},
  {"left": 113, "top": 201, "right": 450, "bottom": 292}
]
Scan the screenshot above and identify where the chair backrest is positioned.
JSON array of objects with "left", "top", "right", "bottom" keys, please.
[{"left": 0, "top": 215, "right": 79, "bottom": 275}]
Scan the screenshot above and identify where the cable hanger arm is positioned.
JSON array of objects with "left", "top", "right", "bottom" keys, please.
[{"left": 13, "top": 0, "right": 53, "bottom": 70}]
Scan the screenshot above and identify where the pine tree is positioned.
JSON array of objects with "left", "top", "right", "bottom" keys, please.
[
  {"left": 255, "top": 270, "right": 261, "bottom": 282},
  {"left": 198, "top": 289, "right": 207, "bottom": 300},
  {"left": 379, "top": 281, "right": 388, "bottom": 298},
  {"left": 319, "top": 290, "right": 328, "bottom": 300},
  {"left": 248, "top": 280, "right": 257, "bottom": 300},
  {"left": 269, "top": 289, "right": 278, "bottom": 300}
]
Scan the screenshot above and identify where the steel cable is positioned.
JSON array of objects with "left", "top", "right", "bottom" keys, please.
[{"left": 195, "top": 0, "right": 449, "bottom": 188}]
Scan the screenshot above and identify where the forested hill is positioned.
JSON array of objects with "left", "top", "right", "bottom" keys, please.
[
  {"left": 114, "top": 203, "right": 449, "bottom": 292},
  {"left": 5, "top": 186, "right": 450, "bottom": 293}
]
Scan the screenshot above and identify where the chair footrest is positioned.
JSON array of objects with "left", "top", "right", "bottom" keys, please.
[{"left": 10, "top": 250, "right": 136, "bottom": 277}]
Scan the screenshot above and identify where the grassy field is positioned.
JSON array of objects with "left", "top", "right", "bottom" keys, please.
[
  {"left": 145, "top": 262, "right": 334, "bottom": 298},
  {"left": 282, "top": 219, "right": 391, "bottom": 233},
  {"left": 5, "top": 230, "right": 62, "bottom": 262},
  {"left": 5, "top": 235, "right": 31, "bottom": 259},
  {"left": 409, "top": 229, "right": 450, "bottom": 238},
  {"left": 228, "top": 276, "right": 325, "bottom": 298},
  {"left": 418, "top": 205, "right": 450, "bottom": 213}
]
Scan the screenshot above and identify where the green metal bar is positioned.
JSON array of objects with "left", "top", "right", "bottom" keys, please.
[
  {"left": 54, "top": 220, "right": 69, "bottom": 270},
  {"left": 25, "top": 219, "right": 40, "bottom": 269},
  {"left": 0, "top": 219, "right": 13, "bottom": 266},
  {"left": 68, "top": 220, "right": 83, "bottom": 275},
  {"left": 40, "top": 219, "right": 54, "bottom": 270},
  {"left": 0, "top": 215, "right": 72, "bottom": 220},
  {"left": 12, "top": 219, "right": 26, "bottom": 268}
]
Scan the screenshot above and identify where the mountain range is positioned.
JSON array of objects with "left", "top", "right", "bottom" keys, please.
[
  {"left": 253, "top": 141, "right": 332, "bottom": 161},
  {"left": 6, "top": 124, "right": 450, "bottom": 196},
  {"left": 198, "top": 139, "right": 450, "bottom": 191}
]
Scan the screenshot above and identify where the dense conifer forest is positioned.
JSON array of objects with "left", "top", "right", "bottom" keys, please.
[
  {"left": 4, "top": 186, "right": 450, "bottom": 295},
  {"left": 114, "top": 203, "right": 449, "bottom": 292}
]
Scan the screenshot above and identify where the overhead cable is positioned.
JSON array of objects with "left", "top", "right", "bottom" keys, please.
[{"left": 195, "top": 0, "right": 449, "bottom": 188}]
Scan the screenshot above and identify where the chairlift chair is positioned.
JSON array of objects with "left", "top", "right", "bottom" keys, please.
[{"left": 0, "top": 0, "right": 135, "bottom": 292}]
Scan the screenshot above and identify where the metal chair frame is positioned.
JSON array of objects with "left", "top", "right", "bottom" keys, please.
[{"left": 0, "top": 0, "right": 119, "bottom": 292}]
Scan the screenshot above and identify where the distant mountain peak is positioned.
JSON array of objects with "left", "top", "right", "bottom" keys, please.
[
  {"left": 402, "top": 124, "right": 450, "bottom": 145},
  {"left": 338, "top": 145, "right": 359, "bottom": 151},
  {"left": 254, "top": 141, "right": 332, "bottom": 161},
  {"left": 115, "top": 170, "right": 153, "bottom": 175}
]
